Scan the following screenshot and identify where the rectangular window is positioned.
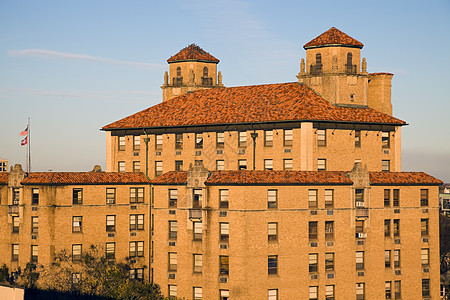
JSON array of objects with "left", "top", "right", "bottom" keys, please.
[
  {"left": 325, "top": 285, "right": 335, "bottom": 300},
  {"left": 309, "top": 286, "right": 318, "bottom": 300},
  {"left": 72, "top": 216, "right": 82, "bottom": 233},
  {"left": 309, "top": 253, "right": 318, "bottom": 272},
  {"left": 356, "top": 251, "right": 364, "bottom": 270},
  {"left": 106, "top": 188, "right": 116, "bottom": 204},
  {"left": 421, "top": 248, "right": 429, "bottom": 266},
  {"left": 284, "top": 129, "right": 293, "bottom": 146},
  {"left": 325, "top": 189, "right": 334, "bottom": 208},
  {"left": 325, "top": 252, "right": 334, "bottom": 272},
  {"left": 308, "top": 189, "right": 318, "bottom": 208},
  {"left": 31, "top": 245, "right": 38, "bottom": 262},
  {"left": 130, "top": 187, "right": 144, "bottom": 203},
  {"left": 325, "top": 221, "right": 334, "bottom": 240},
  {"left": 238, "top": 131, "right": 247, "bottom": 148},
  {"left": 268, "top": 255, "right": 278, "bottom": 274},
  {"left": 394, "top": 281, "right": 401, "bottom": 299},
  {"left": 317, "top": 159, "right": 326, "bottom": 170},
  {"left": 309, "top": 221, "right": 318, "bottom": 240},
  {"left": 384, "top": 219, "right": 391, "bottom": 237},
  {"left": 268, "top": 289, "right": 278, "bottom": 300},
  {"left": 193, "top": 254, "right": 202, "bottom": 273},
  {"left": 238, "top": 159, "right": 247, "bottom": 170},
  {"left": 382, "top": 131, "right": 390, "bottom": 148},
  {"left": 220, "top": 290, "right": 229, "bottom": 300},
  {"left": 267, "top": 190, "right": 277, "bottom": 208},
  {"left": 384, "top": 189, "right": 390, "bottom": 207},
  {"left": 220, "top": 222, "right": 229, "bottom": 241},
  {"left": 195, "top": 133, "right": 203, "bottom": 149},
  {"left": 219, "top": 189, "right": 229, "bottom": 208},
  {"left": 393, "top": 189, "right": 399, "bottom": 207},
  {"left": 268, "top": 222, "right": 278, "bottom": 241},
  {"left": 421, "top": 219, "right": 429, "bottom": 236},
  {"left": 169, "top": 221, "right": 177, "bottom": 239},
  {"left": 175, "top": 160, "right": 183, "bottom": 171},
  {"left": 382, "top": 160, "right": 390, "bottom": 172},
  {"left": 133, "top": 161, "right": 141, "bottom": 172},
  {"left": 129, "top": 268, "right": 144, "bottom": 281},
  {"left": 118, "top": 136, "right": 125, "bottom": 151},
  {"left": 73, "top": 188, "right": 83, "bottom": 205},
  {"left": 32, "top": 188, "right": 39, "bottom": 205},
  {"left": 193, "top": 287, "right": 202, "bottom": 300},
  {"left": 385, "top": 250, "right": 391, "bottom": 268},
  {"left": 31, "top": 216, "right": 38, "bottom": 234},
  {"left": 175, "top": 133, "right": 183, "bottom": 150},
  {"left": 421, "top": 189, "right": 429, "bottom": 206},
  {"left": 265, "top": 130, "right": 273, "bottom": 147},
  {"left": 385, "top": 281, "right": 392, "bottom": 300},
  {"left": 12, "top": 188, "right": 20, "bottom": 205},
  {"left": 106, "top": 215, "right": 116, "bottom": 232},
  {"left": 393, "top": 250, "right": 400, "bottom": 268},
  {"left": 106, "top": 242, "right": 115, "bottom": 260},
  {"left": 168, "top": 252, "right": 177, "bottom": 271},
  {"left": 355, "top": 189, "right": 364, "bottom": 203},
  {"left": 169, "top": 189, "right": 178, "bottom": 207},
  {"left": 317, "top": 129, "right": 326, "bottom": 146},
  {"left": 393, "top": 219, "right": 400, "bottom": 237},
  {"left": 422, "top": 279, "right": 430, "bottom": 297},
  {"left": 118, "top": 161, "right": 125, "bottom": 172},
  {"left": 72, "top": 244, "right": 82, "bottom": 261},
  {"left": 355, "top": 130, "right": 361, "bottom": 147},
  {"left": 12, "top": 244, "right": 19, "bottom": 261},
  {"left": 283, "top": 159, "right": 293, "bottom": 170},
  {"left": 193, "top": 221, "right": 202, "bottom": 240},
  {"left": 220, "top": 255, "right": 229, "bottom": 275},
  {"left": 264, "top": 159, "right": 273, "bottom": 170},
  {"left": 216, "top": 160, "right": 225, "bottom": 170},
  {"left": 216, "top": 132, "right": 224, "bottom": 148},
  {"left": 130, "top": 214, "right": 144, "bottom": 231},
  {"left": 169, "top": 285, "right": 177, "bottom": 297},
  {"left": 356, "top": 220, "right": 364, "bottom": 233},
  {"left": 12, "top": 216, "right": 19, "bottom": 233},
  {"left": 155, "top": 161, "right": 163, "bottom": 176},
  {"left": 356, "top": 283, "right": 365, "bottom": 300},
  {"left": 133, "top": 136, "right": 140, "bottom": 151},
  {"left": 193, "top": 189, "right": 202, "bottom": 208},
  {"left": 129, "top": 241, "right": 144, "bottom": 257},
  {"left": 155, "top": 134, "right": 163, "bottom": 150}
]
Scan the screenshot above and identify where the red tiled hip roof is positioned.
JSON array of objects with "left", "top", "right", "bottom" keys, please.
[
  {"left": 167, "top": 44, "right": 219, "bottom": 63},
  {"left": 304, "top": 27, "right": 364, "bottom": 49},
  {"left": 369, "top": 172, "right": 443, "bottom": 186},
  {"left": 21, "top": 172, "right": 150, "bottom": 185}
]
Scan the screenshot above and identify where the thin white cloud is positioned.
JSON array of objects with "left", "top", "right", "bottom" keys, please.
[{"left": 8, "top": 49, "right": 164, "bottom": 69}]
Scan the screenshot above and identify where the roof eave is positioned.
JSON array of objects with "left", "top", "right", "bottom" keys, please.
[
  {"left": 167, "top": 59, "right": 219, "bottom": 64},
  {"left": 303, "top": 44, "right": 363, "bottom": 50}
]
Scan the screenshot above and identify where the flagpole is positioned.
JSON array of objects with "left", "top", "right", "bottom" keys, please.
[{"left": 28, "top": 117, "right": 31, "bottom": 172}]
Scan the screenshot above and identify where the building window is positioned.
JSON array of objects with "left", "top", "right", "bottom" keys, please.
[
  {"left": 31, "top": 245, "right": 38, "bottom": 262},
  {"left": 393, "top": 250, "right": 400, "bottom": 268},
  {"left": 309, "top": 221, "right": 318, "bottom": 240},
  {"left": 421, "top": 219, "right": 429, "bottom": 236},
  {"left": 106, "top": 215, "right": 116, "bottom": 232},
  {"left": 268, "top": 289, "right": 278, "bottom": 300},
  {"left": 216, "top": 160, "right": 225, "bottom": 170},
  {"left": 168, "top": 252, "right": 177, "bottom": 271},
  {"left": 219, "top": 189, "right": 229, "bottom": 208},
  {"left": 203, "top": 66, "right": 208, "bottom": 77},
  {"left": 129, "top": 241, "right": 144, "bottom": 257},
  {"left": 12, "top": 188, "right": 20, "bottom": 205},
  {"left": 268, "top": 255, "right": 278, "bottom": 274},
  {"left": 155, "top": 161, "right": 163, "bottom": 176},
  {"left": 193, "top": 254, "right": 202, "bottom": 273},
  {"left": 384, "top": 219, "right": 391, "bottom": 237},
  {"left": 382, "top": 160, "right": 390, "bottom": 172},
  {"left": 32, "top": 188, "right": 39, "bottom": 205},
  {"left": 193, "top": 189, "right": 202, "bottom": 208},
  {"left": 284, "top": 129, "right": 293, "bottom": 146},
  {"left": 325, "top": 252, "right": 334, "bottom": 272},
  {"left": 220, "top": 255, "right": 229, "bottom": 275},
  {"left": 72, "top": 216, "right": 82, "bottom": 233},
  {"left": 265, "top": 130, "right": 273, "bottom": 147},
  {"left": 169, "top": 285, "right": 177, "bottom": 297},
  {"left": 325, "top": 285, "right": 335, "bottom": 300},
  {"left": 193, "top": 221, "right": 202, "bottom": 240},
  {"left": 268, "top": 222, "right": 278, "bottom": 241},
  {"left": 133, "top": 161, "right": 141, "bottom": 172},
  {"left": 72, "top": 244, "right": 82, "bottom": 261},
  {"left": 356, "top": 283, "right": 365, "bottom": 300},
  {"left": 220, "top": 222, "right": 229, "bottom": 242},
  {"left": 394, "top": 281, "right": 401, "bottom": 299},
  {"left": 238, "top": 159, "right": 247, "bottom": 170},
  {"left": 169, "top": 221, "right": 177, "bottom": 239},
  {"left": 422, "top": 279, "right": 430, "bottom": 297},
  {"left": 195, "top": 133, "right": 203, "bottom": 149},
  {"left": 355, "top": 130, "right": 361, "bottom": 147},
  {"left": 384, "top": 189, "right": 390, "bottom": 207},
  {"left": 421, "top": 189, "right": 429, "bottom": 206},
  {"left": 385, "top": 281, "right": 392, "bottom": 300},
  {"left": 193, "top": 287, "right": 202, "bottom": 300},
  {"left": 31, "top": 216, "right": 38, "bottom": 234},
  {"left": 129, "top": 268, "right": 144, "bottom": 281},
  {"left": 155, "top": 134, "right": 163, "bottom": 150},
  {"left": 106, "top": 188, "right": 116, "bottom": 204},
  {"left": 393, "top": 189, "right": 399, "bottom": 207},
  {"left": 216, "top": 132, "right": 225, "bottom": 148},
  {"left": 385, "top": 250, "right": 391, "bottom": 268},
  {"left": 317, "top": 129, "right": 326, "bottom": 146},
  {"left": 356, "top": 251, "right": 364, "bottom": 270},
  {"left": 130, "top": 187, "right": 144, "bottom": 203},
  {"left": 309, "top": 286, "right": 318, "bottom": 300},
  {"left": 106, "top": 242, "right": 115, "bottom": 260},
  {"left": 220, "top": 289, "right": 229, "bottom": 300},
  {"left": 325, "top": 189, "right": 334, "bottom": 208},
  {"left": 175, "top": 133, "right": 183, "bottom": 150},
  {"left": 176, "top": 67, "right": 181, "bottom": 77},
  {"left": 309, "top": 253, "right": 318, "bottom": 272},
  {"left": 118, "top": 161, "right": 125, "bottom": 172},
  {"left": 12, "top": 244, "right": 19, "bottom": 261},
  {"left": 118, "top": 136, "right": 125, "bottom": 151},
  {"left": 283, "top": 159, "right": 293, "bottom": 170},
  {"left": 356, "top": 220, "right": 364, "bottom": 234},
  {"left": 393, "top": 219, "right": 400, "bottom": 237},
  {"left": 308, "top": 189, "right": 318, "bottom": 208},
  {"left": 317, "top": 159, "right": 326, "bottom": 170},
  {"left": 421, "top": 248, "right": 429, "bottom": 266},
  {"left": 130, "top": 214, "right": 144, "bottom": 231},
  {"left": 238, "top": 131, "right": 247, "bottom": 148},
  {"left": 267, "top": 189, "right": 277, "bottom": 208},
  {"left": 133, "top": 136, "right": 140, "bottom": 151},
  {"left": 73, "top": 188, "right": 82, "bottom": 205},
  {"left": 325, "top": 221, "right": 334, "bottom": 240},
  {"left": 169, "top": 189, "right": 177, "bottom": 207},
  {"left": 175, "top": 160, "right": 183, "bottom": 171},
  {"left": 382, "top": 132, "right": 390, "bottom": 148},
  {"left": 12, "top": 216, "right": 19, "bottom": 233},
  {"left": 264, "top": 159, "right": 273, "bottom": 170},
  {"left": 355, "top": 189, "right": 364, "bottom": 204}
]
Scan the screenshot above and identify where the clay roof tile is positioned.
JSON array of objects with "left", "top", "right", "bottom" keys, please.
[
  {"left": 21, "top": 172, "right": 150, "bottom": 185},
  {"left": 167, "top": 44, "right": 219, "bottom": 63},
  {"left": 304, "top": 27, "right": 364, "bottom": 49}
]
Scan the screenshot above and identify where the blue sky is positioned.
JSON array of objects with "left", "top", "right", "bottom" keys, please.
[{"left": 1, "top": 0, "right": 449, "bottom": 181}]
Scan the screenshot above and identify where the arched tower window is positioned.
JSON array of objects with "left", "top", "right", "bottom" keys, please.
[
  {"left": 202, "top": 66, "right": 212, "bottom": 86},
  {"left": 203, "top": 67, "right": 208, "bottom": 77},
  {"left": 347, "top": 52, "right": 353, "bottom": 66},
  {"left": 173, "top": 67, "right": 182, "bottom": 86},
  {"left": 311, "top": 53, "right": 322, "bottom": 74},
  {"left": 176, "top": 67, "right": 182, "bottom": 77},
  {"left": 346, "top": 53, "right": 356, "bottom": 74}
]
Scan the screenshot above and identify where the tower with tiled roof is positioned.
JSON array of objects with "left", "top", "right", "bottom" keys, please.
[
  {"left": 297, "top": 27, "right": 393, "bottom": 116},
  {"left": 161, "top": 44, "right": 224, "bottom": 101}
]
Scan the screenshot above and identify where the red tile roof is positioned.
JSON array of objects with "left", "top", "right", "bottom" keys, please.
[
  {"left": 304, "top": 27, "right": 364, "bottom": 49},
  {"left": 369, "top": 172, "right": 443, "bottom": 186},
  {"left": 369, "top": 72, "right": 394, "bottom": 76},
  {"left": 102, "top": 82, "right": 405, "bottom": 130},
  {"left": 167, "top": 44, "right": 219, "bottom": 63},
  {"left": 21, "top": 172, "right": 150, "bottom": 185},
  {"left": 0, "top": 173, "right": 8, "bottom": 185},
  {"left": 150, "top": 171, "right": 188, "bottom": 185}
]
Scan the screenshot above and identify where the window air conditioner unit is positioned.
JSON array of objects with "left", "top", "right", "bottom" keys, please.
[
  {"left": 217, "top": 150, "right": 223, "bottom": 155},
  {"left": 383, "top": 149, "right": 390, "bottom": 154},
  {"left": 169, "top": 241, "right": 176, "bottom": 247},
  {"left": 395, "top": 269, "right": 402, "bottom": 275},
  {"left": 310, "top": 210, "right": 318, "bottom": 215},
  {"left": 133, "top": 152, "right": 139, "bottom": 156},
  {"left": 31, "top": 235, "right": 37, "bottom": 240},
  {"left": 32, "top": 207, "right": 38, "bottom": 211},
  {"left": 326, "top": 241, "right": 334, "bottom": 247},
  {"left": 357, "top": 271, "right": 365, "bottom": 276},
  {"left": 357, "top": 233, "right": 367, "bottom": 238},
  {"left": 175, "top": 151, "right": 182, "bottom": 155},
  {"left": 169, "top": 210, "right": 176, "bottom": 215},
  {"left": 284, "top": 148, "right": 291, "bottom": 153},
  {"left": 220, "top": 244, "right": 228, "bottom": 249},
  {"left": 219, "top": 277, "right": 228, "bottom": 283},
  {"left": 168, "top": 273, "right": 175, "bottom": 279},
  {"left": 130, "top": 205, "right": 137, "bottom": 210},
  {"left": 310, "top": 274, "right": 318, "bottom": 280},
  {"left": 156, "top": 151, "right": 161, "bottom": 156},
  {"left": 394, "top": 209, "right": 400, "bottom": 214},
  {"left": 423, "top": 268, "right": 430, "bottom": 273},
  {"left": 195, "top": 151, "right": 202, "bottom": 156},
  {"left": 238, "top": 149, "right": 245, "bottom": 155},
  {"left": 394, "top": 239, "right": 401, "bottom": 244},
  {"left": 108, "top": 233, "right": 115, "bottom": 237},
  {"left": 219, "top": 211, "right": 227, "bottom": 217},
  {"left": 356, "top": 202, "right": 365, "bottom": 208},
  {"left": 130, "top": 232, "right": 136, "bottom": 237},
  {"left": 327, "top": 273, "right": 335, "bottom": 279},
  {"left": 423, "top": 209, "right": 429, "bottom": 213},
  {"left": 357, "top": 240, "right": 365, "bottom": 246},
  {"left": 327, "top": 210, "right": 334, "bottom": 215},
  {"left": 422, "top": 238, "right": 429, "bottom": 243},
  {"left": 310, "top": 242, "right": 318, "bottom": 247}
]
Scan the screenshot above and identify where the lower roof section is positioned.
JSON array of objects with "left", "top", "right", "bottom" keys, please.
[{"left": 20, "top": 172, "right": 150, "bottom": 185}]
